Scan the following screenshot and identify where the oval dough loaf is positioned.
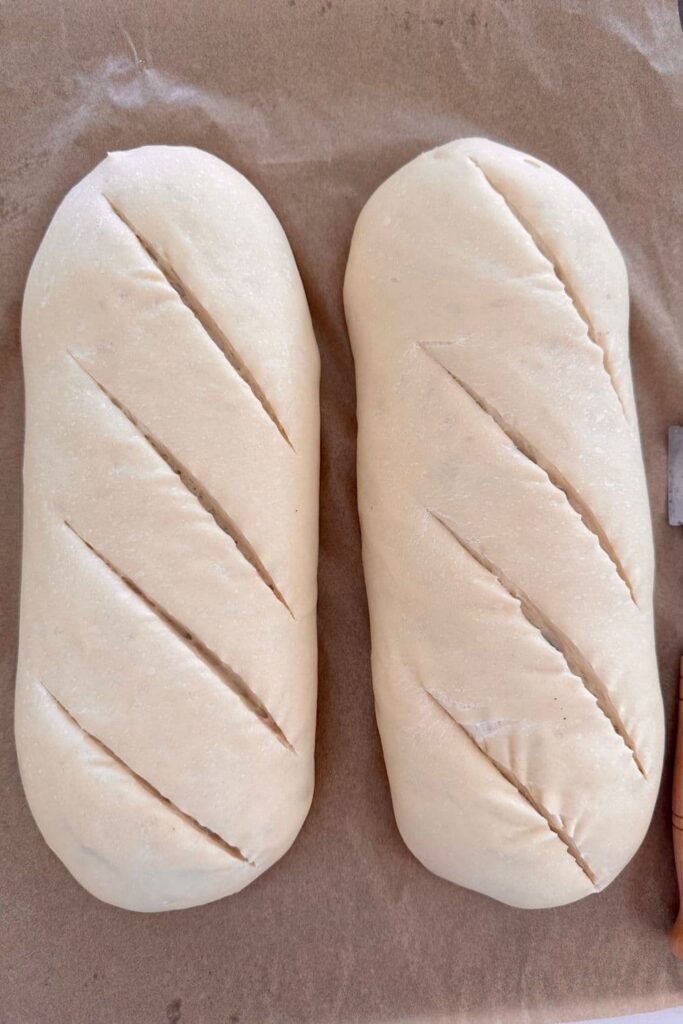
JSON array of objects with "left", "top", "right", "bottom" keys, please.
[
  {"left": 344, "top": 137, "right": 663, "bottom": 909},
  {"left": 17, "top": 146, "right": 320, "bottom": 911}
]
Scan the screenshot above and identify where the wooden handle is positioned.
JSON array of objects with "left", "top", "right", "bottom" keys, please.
[{"left": 669, "top": 658, "right": 683, "bottom": 957}]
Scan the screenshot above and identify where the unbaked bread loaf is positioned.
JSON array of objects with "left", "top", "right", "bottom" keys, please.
[
  {"left": 344, "top": 137, "right": 663, "bottom": 909},
  {"left": 16, "top": 146, "right": 320, "bottom": 912}
]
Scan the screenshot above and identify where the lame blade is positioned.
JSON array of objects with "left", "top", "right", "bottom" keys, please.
[{"left": 668, "top": 426, "right": 683, "bottom": 526}]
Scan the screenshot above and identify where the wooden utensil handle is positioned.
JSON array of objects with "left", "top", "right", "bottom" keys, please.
[{"left": 669, "top": 658, "right": 683, "bottom": 957}]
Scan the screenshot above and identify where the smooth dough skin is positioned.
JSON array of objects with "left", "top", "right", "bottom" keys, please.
[
  {"left": 17, "top": 146, "right": 320, "bottom": 911},
  {"left": 344, "top": 138, "right": 663, "bottom": 909}
]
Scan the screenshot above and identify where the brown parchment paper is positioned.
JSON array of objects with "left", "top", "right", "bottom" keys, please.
[{"left": 2, "top": 2, "right": 683, "bottom": 1022}]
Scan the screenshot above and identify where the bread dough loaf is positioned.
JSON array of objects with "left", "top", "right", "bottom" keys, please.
[
  {"left": 16, "top": 146, "right": 320, "bottom": 911},
  {"left": 344, "top": 138, "right": 663, "bottom": 908}
]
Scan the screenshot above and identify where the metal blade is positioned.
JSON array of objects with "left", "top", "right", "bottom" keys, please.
[{"left": 669, "top": 426, "right": 683, "bottom": 526}]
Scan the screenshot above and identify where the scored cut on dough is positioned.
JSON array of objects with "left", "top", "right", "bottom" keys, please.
[
  {"left": 16, "top": 145, "right": 320, "bottom": 912},
  {"left": 344, "top": 137, "right": 663, "bottom": 909}
]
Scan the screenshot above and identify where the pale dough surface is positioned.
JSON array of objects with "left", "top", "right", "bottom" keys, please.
[
  {"left": 344, "top": 137, "right": 663, "bottom": 908},
  {"left": 17, "top": 146, "right": 320, "bottom": 911}
]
